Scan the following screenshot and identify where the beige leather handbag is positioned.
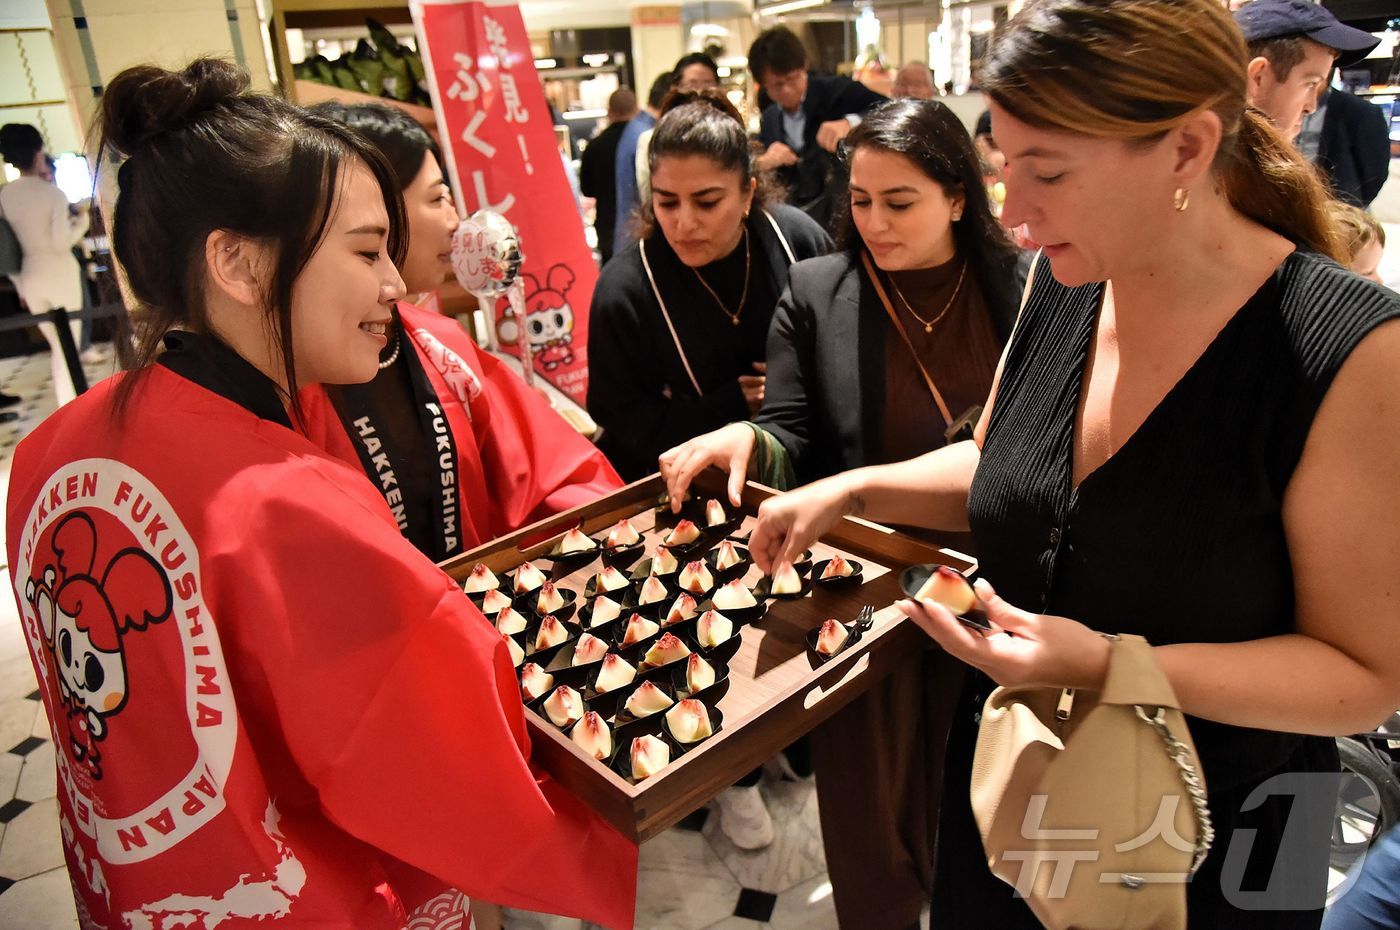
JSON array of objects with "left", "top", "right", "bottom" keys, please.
[{"left": 970, "top": 634, "right": 1214, "bottom": 930}]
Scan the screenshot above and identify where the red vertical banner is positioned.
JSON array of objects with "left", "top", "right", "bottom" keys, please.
[{"left": 413, "top": 0, "right": 595, "bottom": 403}]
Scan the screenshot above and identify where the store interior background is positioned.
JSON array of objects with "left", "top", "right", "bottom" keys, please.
[{"left": 1, "top": 0, "right": 1398, "bottom": 926}]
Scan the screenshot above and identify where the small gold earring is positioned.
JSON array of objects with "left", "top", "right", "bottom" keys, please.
[{"left": 1173, "top": 188, "right": 1190, "bottom": 212}]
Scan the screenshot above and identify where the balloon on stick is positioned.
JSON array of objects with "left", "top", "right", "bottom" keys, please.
[{"left": 450, "top": 210, "right": 534, "bottom": 386}]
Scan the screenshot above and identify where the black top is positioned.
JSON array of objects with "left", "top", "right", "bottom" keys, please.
[
  {"left": 757, "top": 249, "right": 1027, "bottom": 485},
  {"left": 967, "top": 249, "right": 1400, "bottom": 790},
  {"left": 158, "top": 330, "right": 292, "bottom": 427},
  {"left": 578, "top": 119, "right": 629, "bottom": 261},
  {"left": 587, "top": 203, "right": 832, "bottom": 480}
]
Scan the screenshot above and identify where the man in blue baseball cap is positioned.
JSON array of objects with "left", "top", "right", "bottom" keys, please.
[{"left": 1234, "top": 0, "right": 1381, "bottom": 140}]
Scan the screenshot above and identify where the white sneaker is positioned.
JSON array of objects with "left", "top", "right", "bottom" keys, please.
[
  {"left": 714, "top": 784, "right": 775, "bottom": 850},
  {"left": 762, "top": 752, "right": 814, "bottom": 784}
]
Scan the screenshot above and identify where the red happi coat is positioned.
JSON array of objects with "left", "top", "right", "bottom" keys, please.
[
  {"left": 299, "top": 302, "right": 621, "bottom": 554},
  {"left": 6, "top": 364, "right": 637, "bottom": 929}
]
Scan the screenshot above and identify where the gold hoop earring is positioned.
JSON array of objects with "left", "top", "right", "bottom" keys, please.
[{"left": 1173, "top": 188, "right": 1190, "bottom": 212}]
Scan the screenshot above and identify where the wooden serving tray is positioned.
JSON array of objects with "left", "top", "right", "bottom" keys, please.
[{"left": 439, "top": 471, "right": 973, "bottom": 843}]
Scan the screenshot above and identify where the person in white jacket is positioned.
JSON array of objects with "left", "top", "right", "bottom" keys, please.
[{"left": 1, "top": 123, "right": 91, "bottom": 405}]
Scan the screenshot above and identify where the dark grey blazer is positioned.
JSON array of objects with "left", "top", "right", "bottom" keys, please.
[{"left": 755, "top": 249, "right": 1030, "bottom": 485}]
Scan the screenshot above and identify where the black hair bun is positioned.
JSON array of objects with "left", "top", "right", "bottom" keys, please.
[
  {"left": 0, "top": 122, "right": 45, "bottom": 170},
  {"left": 101, "top": 58, "right": 250, "bottom": 157}
]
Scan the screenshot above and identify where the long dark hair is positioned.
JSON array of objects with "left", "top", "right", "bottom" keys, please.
[
  {"left": 836, "top": 98, "right": 1020, "bottom": 317},
  {"left": 636, "top": 88, "right": 778, "bottom": 240},
  {"left": 305, "top": 101, "right": 442, "bottom": 193},
  {"left": 981, "top": 0, "right": 1338, "bottom": 260},
  {"left": 100, "top": 58, "right": 407, "bottom": 419}
]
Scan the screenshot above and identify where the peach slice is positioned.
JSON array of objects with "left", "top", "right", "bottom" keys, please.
[
  {"left": 533, "top": 614, "right": 569, "bottom": 650},
  {"left": 513, "top": 561, "right": 547, "bottom": 594},
  {"left": 664, "top": 593, "right": 698, "bottom": 627},
  {"left": 915, "top": 566, "right": 977, "bottom": 615},
  {"left": 520, "top": 663, "right": 554, "bottom": 701},
  {"left": 711, "top": 579, "right": 757, "bottom": 610},
  {"left": 815, "top": 619, "right": 849, "bottom": 656},
  {"left": 624, "top": 680, "right": 674, "bottom": 718},
  {"left": 630, "top": 734, "right": 670, "bottom": 778},
  {"left": 543, "top": 685, "right": 584, "bottom": 727},
  {"left": 665, "top": 699, "right": 714, "bottom": 743},
  {"left": 495, "top": 606, "right": 529, "bottom": 636},
  {"left": 643, "top": 632, "right": 691, "bottom": 667},
  {"left": 593, "top": 565, "right": 631, "bottom": 593},
  {"left": 664, "top": 519, "right": 701, "bottom": 547},
  {"left": 696, "top": 610, "right": 734, "bottom": 648},
  {"left": 686, "top": 653, "right": 716, "bottom": 693},
  {"left": 557, "top": 527, "right": 596, "bottom": 553},
  {"left": 605, "top": 519, "right": 641, "bottom": 549},
  {"left": 572, "top": 632, "right": 608, "bottom": 666},
  {"left": 571, "top": 712, "right": 612, "bottom": 760},
  {"left": 713, "top": 540, "right": 743, "bottom": 571},
  {"left": 820, "top": 555, "right": 854, "bottom": 579},
  {"left": 593, "top": 654, "right": 637, "bottom": 693},
  {"left": 621, "top": 613, "right": 660, "bottom": 647},
  {"left": 463, "top": 563, "right": 499, "bottom": 593}
]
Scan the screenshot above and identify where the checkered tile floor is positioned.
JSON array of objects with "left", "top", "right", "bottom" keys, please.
[{"left": 0, "top": 348, "right": 853, "bottom": 930}]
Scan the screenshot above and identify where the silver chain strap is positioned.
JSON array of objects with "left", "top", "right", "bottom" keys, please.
[{"left": 1133, "top": 706, "right": 1215, "bottom": 875}]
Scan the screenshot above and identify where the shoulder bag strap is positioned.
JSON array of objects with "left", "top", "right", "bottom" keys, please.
[
  {"left": 639, "top": 238, "right": 704, "bottom": 397},
  {"left": 860, "top": 249, "right": 954, "bottom": 427},
  {"left": 760, "top": 208, "right": 797, "bottom": 266}
]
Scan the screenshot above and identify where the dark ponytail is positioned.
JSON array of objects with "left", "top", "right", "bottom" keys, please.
[{"left": 100, "top": 58, "right": 407, "bottom": 419}]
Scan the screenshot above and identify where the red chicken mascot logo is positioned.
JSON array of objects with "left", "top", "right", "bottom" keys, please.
[{"left": 24, "top": 511, "right": 173, "bottom": 780}]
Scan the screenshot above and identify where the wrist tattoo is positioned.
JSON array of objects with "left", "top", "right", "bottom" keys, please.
[{"left": 846, "top": 490, "right": 866, "bottom": 517}]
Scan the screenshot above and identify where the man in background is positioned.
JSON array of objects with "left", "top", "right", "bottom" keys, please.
[
  {"left": 749, "top": 26, "right": 886, "bottom": 225},
  {"left": 1235, "top": 0, "right": 1380, "bottom": 143},
  {"left": 579, "top": 87, "right": 636, "bottom": 265},
  {"left": 892, "top": 62, "right": 935, "bottom": 100},
  {"left": 1296, "top": 72, "right": 1390, "bottom": 207},
  {"left": 612, "top": 73, "right": 672, "bottom": 258}
]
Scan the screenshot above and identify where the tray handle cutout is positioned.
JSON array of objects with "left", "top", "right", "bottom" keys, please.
[{"left": 802, "top": 654, "right": 872, "bottom": 710}]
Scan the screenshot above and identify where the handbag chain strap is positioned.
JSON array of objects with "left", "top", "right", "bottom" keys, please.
[{"left": 1133, "top": 706, "right": 1216, "bottom": 875}]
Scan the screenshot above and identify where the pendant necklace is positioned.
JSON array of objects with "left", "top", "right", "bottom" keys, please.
[
  {"left": 888, "top": 259, "right": 967, "bottom": 333},
  {"left": 692, "top": 227, "right": 751, "bottom": 327}
]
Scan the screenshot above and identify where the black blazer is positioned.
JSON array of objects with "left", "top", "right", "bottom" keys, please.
[
  {"left": 1317, "top": 88, "right": 1390, "bottom": 208},
  {"left": 587, "top": 203, "right": 832, "bottom": 480},
  {"left": 757, "top": 74, "right": 886, "bottom": 223},
  {"left": 756, "top": 249, "right": 1029, "bottom": 485}
]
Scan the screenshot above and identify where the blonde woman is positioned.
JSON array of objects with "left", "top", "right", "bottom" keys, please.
[{"left": 749, "top": 0, "right": 1400, "bottom": 925}]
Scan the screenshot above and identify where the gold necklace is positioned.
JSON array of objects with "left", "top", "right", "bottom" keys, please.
[
  {"left": 888, "top": 259, "right": 967, "bottom": 333},
  {"left": 692, "top": 227, "right": 750, "bottom": 327}
]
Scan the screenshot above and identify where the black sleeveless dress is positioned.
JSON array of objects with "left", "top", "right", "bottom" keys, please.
[{"left": 932, "top": 250, "right": 1400, "bottom": 928}]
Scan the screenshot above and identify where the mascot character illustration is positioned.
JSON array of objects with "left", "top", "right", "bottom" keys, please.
[
  {"left": 24, "top": 511, "right": 173, "bottom": 779},
  {"left": 496, "top": 263, "right": 577, "bottom": 372}
]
